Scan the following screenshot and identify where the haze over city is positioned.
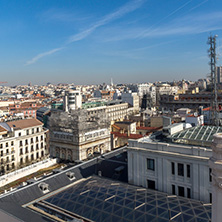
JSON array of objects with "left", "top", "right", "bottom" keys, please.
[
  {"left": 2, "top": 1, "right": 222, "bottom": 221},
  {"left": 1, "top": 0, "right": 222, "bottom": 85}
]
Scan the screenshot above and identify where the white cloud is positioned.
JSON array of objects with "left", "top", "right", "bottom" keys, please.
[
  {"left": 25, "top": 0, "right": 146, "bottom": 65},
  {"left": 67, "top": 0, "right": 146, "bottom": 43},
  {"left": 25, "top": 47, "right": 64, "bottom": 66},
  {"left": 97, "top": 10, "right": 222, "bottom": 42}
]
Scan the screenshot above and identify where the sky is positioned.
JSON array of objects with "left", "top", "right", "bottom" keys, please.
[{"left": 1, "top": 0, "right": 222, "bottom": 85}]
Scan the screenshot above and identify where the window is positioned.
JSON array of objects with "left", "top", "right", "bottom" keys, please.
[
  {"left": 178, "top": 163, "right": 184, "bottom": 176},
  {"left": 31, "top": 154, "right": 34, "bottom": 161},
  {"left": 31, "top": 145, "right": 34, "bottom": 152},
  {"left": 187, "top": 164, "right": 190, "bottom": 178},
  {"left": 19, "top": 132, "right": 21, "bottom": 137},
  {"left": 41, "top": 135, "right": 43, "bottom": 140},
  {"left": 6, "top": 142, "right": 8, "bottom": 147},
  {"left": 26, "top": 130, "right": 29, "bottom": 135},
  {"left": 171, "top": 162, "right": 175, "bottom": 175},
  {"left": 0, "top": 144, "right": 2, "bottom": 148},
  {"left": 178, "top": 186, "right": 185, "bottom": 197},
  {"left": 12, "top": 163, "right": 15, "bottom": 169},
  {"left": 1, "top": 151, "right": 3, "bottom": 157},
  {"left": 209, "top": 168, "right": 212, "bottom": 182},
  {"left": 26, "top": 147, "right": 28, "bottom": 153},
  {"left": 36, "top": 128, "right": 39, "bottom": 133},
  {"left": 187, "top": 188, "right": 191, "bottom": 198},
  {"left": 6, "top": 149, "right": 9, "bottom": 154},
  {"left": 20, "top": 158, "right": 23, "bottom": 164},
  {"left": 32, "top": 128, "right": 34, "bottom": 134},
  {"left": 36, "top": 153, "right": 39, "bottom": 159},
  {"left": 147, "top": 180, "right": 155, "bottom": 190},
  {"left": 11, "top": 141, "right": 14, "bottom": 146},
  {"left": 172, "top": 185, "right": 176, "bottom": 195},
  {"left": 147, "top": 158, "right": 155, "bottom": 171},
  {"left": 210, "top": 193, "right": 212, "bottom": 203},
  {"left": 31, "top": 138, "right": 33, "bottom": 143},
  {"left": 20, "top": 149, "right": 23, "bottom": 155},
  {"left": 36, "top": 137, "right": 39, "bottom": 142},
  {"left": 36, "top": 144, "right": 39, "bottom": 150},
  {"left": 20, "top": 141, "right": 23, "bottom": 146},
  {"left": 25, "top": 139, "right": 28, "bottom": 145}
]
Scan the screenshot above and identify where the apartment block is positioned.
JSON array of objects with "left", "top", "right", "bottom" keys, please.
[{"left": 0, "top": 118, "right": 49, "bottom": 174}]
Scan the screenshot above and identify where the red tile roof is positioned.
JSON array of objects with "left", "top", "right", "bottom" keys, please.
[
  {"left": 0, "top": 126, "right": 7, "bottom": 134},
  {"left": 136, "top": 126, "right": 162, "bottom": 131},
  {"left": 111, "top": 132, "right": 143, "bottom": 139},
  {"left": 112, "top": 124, "right": 121, "bottom": 130},
  {"left": 7, "top": 118, "right": 43, "bottom": 130}
]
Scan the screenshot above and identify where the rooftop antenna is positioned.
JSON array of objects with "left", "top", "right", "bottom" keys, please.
[{"left": 208, "top": 34, "right": 219, "bottom": 126}]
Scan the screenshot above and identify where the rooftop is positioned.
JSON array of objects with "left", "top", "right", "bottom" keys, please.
[
  {"left": 31, "top": 176, "right": 211, "bottom": 222},
  {"left": 111, "top": 132, "right": 143, "bottom": 139},
  {"left": 168, "top": 125, "right": 222, "bottom": 147},
  {"left": 0, "top": 147, "right": 212, "bottom": 222},
  {"left": 6, "top": 118, "right": 43, "bottom": 130}
]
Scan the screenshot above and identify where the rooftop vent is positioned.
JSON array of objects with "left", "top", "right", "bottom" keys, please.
[
  {"left": 66, "top": 171, "right": 75, "bottom": 180},
  {"left": 38, "top": 182, "right": 49, "bottom": 194},
  {"left": 53, "top": 168, "right": 62, "bottom": 174},
  {"left": 27, "top": 178, "right": 37, "bottom": 184}
]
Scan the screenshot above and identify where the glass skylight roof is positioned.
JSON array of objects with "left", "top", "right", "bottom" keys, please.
[
  {"left": 32, "top": 176, "right": 211, "bottom": 222},
  {"left": 169, "top": 125, "right": 222, "bottom": 147}
]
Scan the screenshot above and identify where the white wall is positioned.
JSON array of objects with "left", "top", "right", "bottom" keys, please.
[
  {"left": 128, "top": 139, "right": 212, "bottom": 203},
  {"left": 0, "top": 158, "right": 57, "bottom": 187}
]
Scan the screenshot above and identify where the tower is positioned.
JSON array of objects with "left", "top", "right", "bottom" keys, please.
[
  {"left": 64, "top": 90, "right": 82, "bottom": 112},
  {"left": 208, "top": 35, "right": 219, "bottom": 126}
]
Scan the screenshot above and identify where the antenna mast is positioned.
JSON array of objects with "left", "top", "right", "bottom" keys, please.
[{"left": 208, "top": 35, "right": 219, "bottom": 126}]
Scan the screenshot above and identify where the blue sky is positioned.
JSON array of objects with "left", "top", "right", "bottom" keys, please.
[{"left": 1, "top": 0, "right": 222, "bottom": 85}]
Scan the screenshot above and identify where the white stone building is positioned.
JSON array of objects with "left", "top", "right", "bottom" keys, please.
[
  {"left": 128, "top": 137, "right": 212, "bottom": 203},
  {"left": 105, "top": 102, "right": 128, "bottom": 123},
  {"left": 138, "top": 83, "right": 156, "bottom": 105},
  {"left": 63, "top": 89, "right": 82, "bottom": 111},
  {"left": 49, "top": 109, "right": 111, "bottom": 161},
  {"left": 121, "top": 92, "right": 139, "bottom": 113},
  {"left": 0, "top": 118, "right": 49, "bottom": 174},
  {"left": 85, "top": 102, "right": 128, "bottom": 124}
]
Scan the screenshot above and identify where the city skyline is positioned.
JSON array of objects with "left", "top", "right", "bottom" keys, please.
[{"left": 1, "top": 0, "right": 222, "bottom": 85}]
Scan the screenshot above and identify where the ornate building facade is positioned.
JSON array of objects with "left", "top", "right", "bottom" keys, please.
[{"left": 49, "top": 109, "right": 111, "bottom": 161}]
